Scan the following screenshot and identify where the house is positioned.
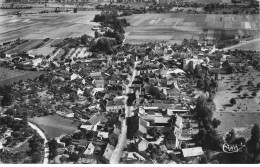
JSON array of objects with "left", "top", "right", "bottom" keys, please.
[
  {"left": 31, "top": 58, "right": 42, "bottom": 67},
  {"left": 159, "top": 145, "right": 168, "bottom": 152},
  {"left": 103, "top": 143, "right": 115, "bottom": 161},
  {"left": 90, "top": 71, "right": 102, "bottom": 77},
  {"left": 175, "top": 114, "right": 183, "bottom": 129},
  {"left": 83, "top": 143, "right": 95, "bottom": 155},
  {"left": 80, "top": 114, "right": 100, "bottom": 131},
  {"left": 169, "top": 83, "right": 181, "bottom": 95},
  {"left": 164, "top": 46, "right": 174, "bottom": 57},
  {"left": 97, "top": 131, "right": 109, "bottom": 139},
  {"left": 167, "top": 108, "right": 189, "bottom": 116},
  {"left": 165, "top": 128, "right": 181, "bottom": 150},
  {"left": 159, "top": 63, "right": 168, "bottom": 75},
  {"left": 139, "top": 118, "right": 150, "bottom": 128},
  {"left": 92, "top": 79, "right": 106, "bottom": 88},
  {"left": 77, "top": 89, "right": 84, "bottom": 96},
  {"left": 70, "top": 73, "right": 78, "bottom": 80},
  {"left": 106, "top": 100, "right": 125, "bottom": 113},
  {"left": 78, "top": 140, "right": 89, "bottom": 148},
  {"left": 137, "top": 123, "right": 147, "bottom": 136},
  {"left": 135, "top": 138, "right": 148, "bottom": 152},
  {"left": 183, "top": 58, "right": 204, "bottom": 71},
  {"left": 67, "top": 145, "right": 75, "bottom": 153},
  {"left": 154, "top": 116, "right": 170, "bottom": 126},
  {"left": 108, "top": 127, "right": 121, "bottom": 146},
  {"left": 181, "top": 147, "right": 204, "bottom": 158}
]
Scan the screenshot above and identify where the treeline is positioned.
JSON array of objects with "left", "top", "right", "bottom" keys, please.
[
  {"left": 91, "top": 11, "right": 130, "bottom": 54},
  {"left": 93, "top": 11, "right": 130, "bottom": 34}
]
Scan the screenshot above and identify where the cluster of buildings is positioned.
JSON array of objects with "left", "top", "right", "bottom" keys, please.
[{"left": 45, "top": 41, "right": 224, "bottom": 163}]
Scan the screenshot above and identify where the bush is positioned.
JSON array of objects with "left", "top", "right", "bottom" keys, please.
[
  {"left": 230, "top": 98, "right": 236, "bottom": 105},
  {"left": 1, "top": 93, "right": 14, "bottom": 107}
]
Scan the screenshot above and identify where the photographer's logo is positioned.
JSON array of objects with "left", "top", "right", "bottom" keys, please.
[{"left": 223, "top": 143, "right": 245, "bottom": 153}]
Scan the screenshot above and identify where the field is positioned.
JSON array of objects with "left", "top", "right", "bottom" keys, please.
[
  {"left": 5, "top": 39, "right": 43, "bottom": 54},
  {"left": 213, "top": 70, "right": 260, "bottom": 139},
  {"left": 123, "top": 13, "right": 260, "bottom": 44},
  {"left": 0, "top": 11, "right": 101, "bottom": 43},
  {"left": 28, "top": 114, "right": 81, "bottom": 139}
]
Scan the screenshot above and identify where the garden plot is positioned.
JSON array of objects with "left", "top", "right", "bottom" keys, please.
[
  {"left": 5, "top": 39, "right": 43, "bottom": 54},
  {"left": 28, "top": 46, "right": 55, "bottom": 57},
  {"left": 65, "top": 48, "right": 75, "bottom": 59},
  {"left": 76, "top": 47, "right": 89, "bottom": 58},
  {"left": 245, "top": 22, "right": 252, "bottom": 29},
  {"left": 70, "top": 47, "right": 82, "bottom": 60}
]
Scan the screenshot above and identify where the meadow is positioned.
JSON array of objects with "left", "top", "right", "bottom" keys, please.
[
  {"left": 214, "top": 70, "right": 260, "bottom": 139},
  {"left": 0, "top": 67, "right": 47, "bottom": 86},
  {"left": 28, "top": 114, "right": 81, "bottom": 139}
]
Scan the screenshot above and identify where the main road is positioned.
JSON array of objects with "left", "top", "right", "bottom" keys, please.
[
  {"left": 109, "top": 59, "right": 140, "bottom": 163},
  {"left": 221, "top": 37, "right": 260, "bottom": 51}
]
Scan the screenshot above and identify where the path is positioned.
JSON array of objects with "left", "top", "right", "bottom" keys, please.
[
  {"left": 27, "top": 121, "right": 49, "bottom": 164},
  {"left": 10, "top": 116, "right": 49, "bottom": 164}
]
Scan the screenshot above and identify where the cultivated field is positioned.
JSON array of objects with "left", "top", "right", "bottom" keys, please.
[
  {"left": 124, "top": 13, "right": 260, "bottom": 44},
  {"left": 28, "top": 114, "right": 81, "bottom": 139},
  {"left": 0, "top": 11, "right": 101, "bottom": 43},
  {"left": 213, "top": 70, "right": 260, "bottom": 139}
]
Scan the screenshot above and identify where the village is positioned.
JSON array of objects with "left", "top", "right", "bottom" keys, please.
[
  {"left": 0, "top": 0, "right": 260, "bottom": 165},
  {"left": 1, "top": 29, "right": 260, "bottom": 163}
]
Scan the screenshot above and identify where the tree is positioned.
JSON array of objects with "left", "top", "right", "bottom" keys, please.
[
  {"left": 225, "top": 129, "right": 236, "bottom": 144},
  {"left": 197, "top": 79, "right": 204, "bottom": 89},
  {"left": 4, "top": 108, "right": 15, "bottom": 116},
  {"left": 257, "top": 83, "right": 260, "bottom": 89},
  {"left": 248, "top": 124, "right": 260, "bottom": 162},
  {"left": 212, "top": 118, "right": 221, "bottom": 128},
  {"left": 48, "top": 139, "right": 58, "bottom": 159},
  {"left": 69, "top": 152, "right": 79, "bottom": 162},
  {"left": 81, "top": 34, "right": 90, "bottom": 46},
  {"left": 230, "top": 98, "right": 236, "bottom": 106},
  {"left": 31, "top": 151, "right": 42, "bottom": 163},
  {"left": 1, "top": 93, "right": 14, "bottom": 107},
  {"left": 148, "top": 86, "right": 160, "bottom": 99},
  {"left": 92, "top": 38, "right": 113, "bottom": 54},
  {"left": 60, "top": 135, "right": 72, "bottom": 147}
]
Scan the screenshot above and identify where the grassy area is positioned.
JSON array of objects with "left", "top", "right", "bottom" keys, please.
[
  {"left": 213, "top": 70, "right": 260, "bottom": 139},
  {"left": 28, "top": 114, "right": 81, "bottom": 139},
  {"left": 0, "top": 67, "right": 47, "bottom": 86}
]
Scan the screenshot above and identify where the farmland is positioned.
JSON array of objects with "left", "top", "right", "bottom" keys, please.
[
  {"left": 28, "top": 114, "right": 81, "bottom": 139},
  {"left": 123, "top": 13, "right": 260, "bottom": 44},
  {"left": 213, "top": 70, "right": 260, "bottom": 139},
  {"left": 0, "top": 11, "right": 101, "bottom": 44}
]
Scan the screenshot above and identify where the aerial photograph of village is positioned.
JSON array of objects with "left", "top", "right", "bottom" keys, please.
[{"left": 0, "top": 0, "right": 260, "bottom": 164}]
